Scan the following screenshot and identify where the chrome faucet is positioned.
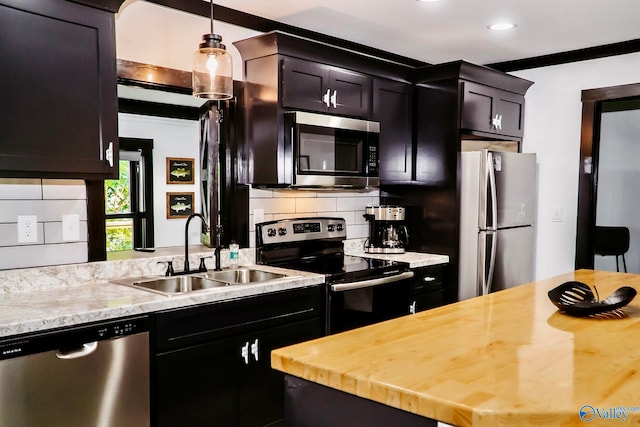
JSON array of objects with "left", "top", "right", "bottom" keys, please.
[{"left": 183, "top": 213, "right": 209, "bottom": 274}]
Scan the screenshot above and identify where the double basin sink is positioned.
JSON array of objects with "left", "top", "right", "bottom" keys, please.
[{"left": 113, "top": 268, "right": 289, "bottom": 296}]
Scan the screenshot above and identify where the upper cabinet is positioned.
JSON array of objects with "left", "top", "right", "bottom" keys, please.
[
  {"left": 461, "top": 81, "right": 525, "bottom": 138},
  {"left": 281, "top": 57, "right": 371, "bottom": 118},
  {"left": 0, "top": 0, "right": 118, "bottom": 179}
]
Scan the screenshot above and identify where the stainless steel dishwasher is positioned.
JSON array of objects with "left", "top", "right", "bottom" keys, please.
[{"left": 0, "top": 316, "right": 150, "bottom": 427}]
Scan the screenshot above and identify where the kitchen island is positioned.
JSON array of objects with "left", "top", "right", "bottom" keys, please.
[{"left": 271, "top": 269, "right": 640, "bottom": 426}]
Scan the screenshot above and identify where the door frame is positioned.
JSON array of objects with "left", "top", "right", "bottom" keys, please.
[{"left": 575, "top": 82, "right": 640, "bottom": 268}]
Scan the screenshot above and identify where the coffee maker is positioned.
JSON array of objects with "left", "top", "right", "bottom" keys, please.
[{"left": 363, "top": 206, "right": 409, "bottom": 253}]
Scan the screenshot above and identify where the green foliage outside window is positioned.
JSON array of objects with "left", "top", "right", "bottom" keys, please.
[{"left": 105, "top": 160, "right": 133, "bottom": 252}]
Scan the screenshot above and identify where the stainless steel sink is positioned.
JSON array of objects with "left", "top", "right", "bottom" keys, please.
[
  {"left": 113, "top": 275, "right": 229, "bottom": 296},
  {"left": 200, "top": 268, "right": 286, "bottom": 284},
  {"left": 112, "top": 268, "right": 290, "bottom": 296}
]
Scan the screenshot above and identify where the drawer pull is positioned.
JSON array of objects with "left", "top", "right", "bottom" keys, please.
[{"left": 423, "top": 276, "right": 437, "bottom": 282}]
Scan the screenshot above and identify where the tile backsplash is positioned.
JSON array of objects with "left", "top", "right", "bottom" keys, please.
[
  {"left": 249, "top": 187, "right": 379, "bottom": 247},
  {"left": 0, "top": 179, "right": 88, "bottom": 270}
]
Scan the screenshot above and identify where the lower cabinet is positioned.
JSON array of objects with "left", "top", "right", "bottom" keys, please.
[
  {"left": 151, "top": 286, "right": 324, "bottom": 427},
  {"left": 409, "top": 264, "right": 447, "bottom": 313}
]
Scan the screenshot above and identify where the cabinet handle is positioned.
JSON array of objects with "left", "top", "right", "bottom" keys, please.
[
  {"left": 491, "top": 114, "right": 503, "bottom": 130},
  {"left": 423, "top": 276, "right": 436, "bottom": 282},
  {"left": 323, "top": 89, "right": 331, "bottom": 107},
  {"left": 409, "top": 301, "right": 416, "bottom": 314},
  {"left": 241, "top": 341, "right": 250, "bottom": 365},
  {"left": 250, "top": 338, "right": 259, "bottom": 362},
  {"left": 105, "top": 141, "right": 114, "bottom": 167},
  {"left": 330, "top": 90, "right": 337, "bottom": 108}
]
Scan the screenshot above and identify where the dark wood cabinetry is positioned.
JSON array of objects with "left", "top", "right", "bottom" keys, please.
[
  {"left": 409, "top": 264, "right": 447, "bottom": 313},
  {"left": 151, "top": 286, "right": 324, "bottom": 427},
  {"left": 461, "top": 81, "right": 526, "bottom": 138},
  {"left": 0, "top": 0, "right": 118, "bottom": 179},
  {"left": 282, "top": 57, "right": 371, "bottom": 118},
  {"left": 373, "top": 78, "right": 414, "bottom": 183}
]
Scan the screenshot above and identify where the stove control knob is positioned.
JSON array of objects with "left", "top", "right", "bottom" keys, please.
[
  {"left": 278, "top": 227, "right": 287, "bottom": 236},
  {"left": 336, "top": 224, "right": 344, "bottom": 232},
  {"left": 267, "top": 228, "right": 276, "bottom": 237},
  {"left": 327, "top": 224, "right": 335, "bottom": 232}
]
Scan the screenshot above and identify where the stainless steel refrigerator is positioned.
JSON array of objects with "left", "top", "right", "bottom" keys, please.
[{"left": 459, "top": 150, "right": 536, "bottom": 301}]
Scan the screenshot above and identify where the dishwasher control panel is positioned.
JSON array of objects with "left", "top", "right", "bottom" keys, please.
[{"left": 0, "top": 315, "right": 148, "bottom": 360}]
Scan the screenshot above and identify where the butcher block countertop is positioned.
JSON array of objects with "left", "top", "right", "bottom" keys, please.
[{"left": 271, "top": 270, "right": 640, "bottom": 426}]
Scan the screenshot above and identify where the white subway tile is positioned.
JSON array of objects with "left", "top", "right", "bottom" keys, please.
[
  {"left": 249, "top": 231, "right": 256, "bottom": 248},
  {"left": 0, "top": 200, "right": 87, "bottom": 222},
  {"left": 250, "top": 198, "right": 296, "bottom": 214},
  {"left": 44, "top": 221, "right": 88, "bottom": 244},
  {"left": 0, "top": 223, "right": 45, "bottom": 247},
  {"left": 0, "top": 179, "right": 42, "bottom": 200},
  {"left": 337, "top": 197, "right": 377, "bottom": 212},
  {"left": 346, "top": 224, "right": 369, "bottom": 240},
  {"left": 272, "top": 189, "right": 317, "bottom": 198},
  {"left": 0, "top": 242, "right": 87, "bottom": 270},
  {"left": 273, "top": 213, "right": 311, "bottom": 220},
  {"left": 250, "top": 213, "right": 274, "bottom": 228},
  {"left": 249, "top": 188, "right": 273, "bottom": 198},
  {"left": 42, "top": 179, "right": 87, "bottom": 200},
  {"left": 296, "top": 198, "right": 336, "bottom": 213}
]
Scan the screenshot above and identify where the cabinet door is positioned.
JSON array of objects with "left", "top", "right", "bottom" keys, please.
[
  {"left": 0, "top": 0, "right": 118, "bottom": 178},
  {"left": 238, "top": 318, "right": 323, "bottom": 427},
  {"left": 409, "top": 265, "right": 446, "bottom": 313},
  {"left": 155, "top": 336, "right": 240, "bottom": 427},
  {"left": 373, "top": 78, "right": 413, "bottom": 183},
  {"left": 494, "top": 90, "right": 525, "bottom": 137},
  {"left": 329, "top": 68, "right": 371, "bottom": 118},
  {"left": 281, "top": 57, "right": 330, "bottom": 113},
  {"left": 461, "top": 81, "right": 494, "bottom": 134},
  {"left": 461, "top": 81, "right": 525, "bottom": 138}
]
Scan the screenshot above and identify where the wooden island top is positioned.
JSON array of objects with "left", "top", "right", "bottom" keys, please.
[{"left": 271, "top": 270, "right": 640, "bottom": 426}]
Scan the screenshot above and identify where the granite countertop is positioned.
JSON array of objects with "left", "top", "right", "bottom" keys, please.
[
  {"left": 0, "top": 246, "right": 324, "bottom": 338},
  {"left": 272, "top": 269, "right": 640, "bottom": 426},
  {"left": 346, "top": 249, "right": 449, "bottom": 268}
]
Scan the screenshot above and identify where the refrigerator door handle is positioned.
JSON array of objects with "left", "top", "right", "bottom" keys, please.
[
  {"left": 487, "top": 151, "right": 498, "bottom": 232},
  {"left": 486, "top": 230, "right": 497, "bottom": 295},
  {"left": 478, "top": 230, "right": 498, "bottom": 296}
]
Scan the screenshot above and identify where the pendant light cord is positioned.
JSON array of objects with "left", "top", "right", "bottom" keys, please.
[{"left": 210, "top": 0, "right": 214, "bottom": 34}]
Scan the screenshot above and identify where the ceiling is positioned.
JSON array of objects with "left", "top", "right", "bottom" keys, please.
[{"left": 208, "top": 0, "right": 640, "bottom": 66}]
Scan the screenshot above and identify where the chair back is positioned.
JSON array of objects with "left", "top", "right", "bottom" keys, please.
[{"left": 594, "top": 226, "right": 630, "bottom": 256}]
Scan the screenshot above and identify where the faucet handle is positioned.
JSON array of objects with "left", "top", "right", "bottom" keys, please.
[
  {"left": 157, "top": 260, "right": 174, "bottom": 276},
  {"left": 198, "top": 256, "right": 213, "bottom": 272}
]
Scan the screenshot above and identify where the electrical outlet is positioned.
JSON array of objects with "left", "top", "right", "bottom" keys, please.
[
  {"left": 62, "top": 214, "right": 80, "bottom": 242},
  {"left": 17, "top": 215, "right": 38, "bottom": 243}
]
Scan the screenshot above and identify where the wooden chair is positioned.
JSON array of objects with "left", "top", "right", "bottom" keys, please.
[{"left": 594, "top": 226, "right": 630, "bottom": 273}]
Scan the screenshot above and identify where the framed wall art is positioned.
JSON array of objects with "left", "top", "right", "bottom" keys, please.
[
  {"left": 166, "top": 157, "right": 194, "bottom": 184},
  {"left": 166, "top": 192, "right": 194, "bottom": 218}
]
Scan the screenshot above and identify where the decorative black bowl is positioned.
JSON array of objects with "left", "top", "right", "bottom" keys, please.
[{"left": 547, "top": 281, "right": 637, "bottom": 316}]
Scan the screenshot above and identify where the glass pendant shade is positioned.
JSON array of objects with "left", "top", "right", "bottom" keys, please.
[{"left": 193, "top": 33, "right": 233, "bottom": 100}]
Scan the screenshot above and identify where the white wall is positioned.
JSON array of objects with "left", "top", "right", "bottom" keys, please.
[
  {"left": 118, "top": 113, "right": 201, "bottom": 247},
  {"left": 512, "top": 51, "right": 640, "bottom": 280}
]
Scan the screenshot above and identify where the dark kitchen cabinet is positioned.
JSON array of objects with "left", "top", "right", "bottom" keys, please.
[
  {"left": 282, "top": 57, "right": 371, "bottom": 118},
  {"left": 461, "top": 81, "right": 525, "bottom": 138},
  {"left": 408, "top": 264, "right": 447, "bottom": 313},
  {"left": 0, "top": 0, "right": 118, "bottom": 179},
  {"left": 151, "top": 286, "right": 324, "bottom": 427},
  {"left": 373, "top": 78, "right": 414, "bottom": 183}
]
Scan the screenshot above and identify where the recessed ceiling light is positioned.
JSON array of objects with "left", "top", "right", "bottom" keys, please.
[{"left": 488, "top": 22, "right": 517, "bottom": 31}]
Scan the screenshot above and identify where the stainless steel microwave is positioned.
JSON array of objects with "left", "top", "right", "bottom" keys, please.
[{"left": 285, "top": 111, "right": 380, "bottom": 188}]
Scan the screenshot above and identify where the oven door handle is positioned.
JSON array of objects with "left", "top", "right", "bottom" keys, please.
[{"left": 330, "top": 271, "right": 415, "bottom": 292}]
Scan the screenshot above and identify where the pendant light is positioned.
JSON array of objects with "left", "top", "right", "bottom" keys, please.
[{"left": 192, "top": 0, "right": 233, "bottom": 100}]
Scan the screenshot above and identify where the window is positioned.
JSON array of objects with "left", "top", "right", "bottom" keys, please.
[{"left": 104, "top": 138, "right": 154, "bottom": 252}]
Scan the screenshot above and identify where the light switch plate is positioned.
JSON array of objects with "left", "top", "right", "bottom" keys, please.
[
  {"left": 552, "top": 206, "right": 563, "bottom": 222},
  {"left": 62, "top": 214, "right": 80, "bottom": 241},
  {"left": 17, "top": 215, "right": 38, "bottom": 243}
]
